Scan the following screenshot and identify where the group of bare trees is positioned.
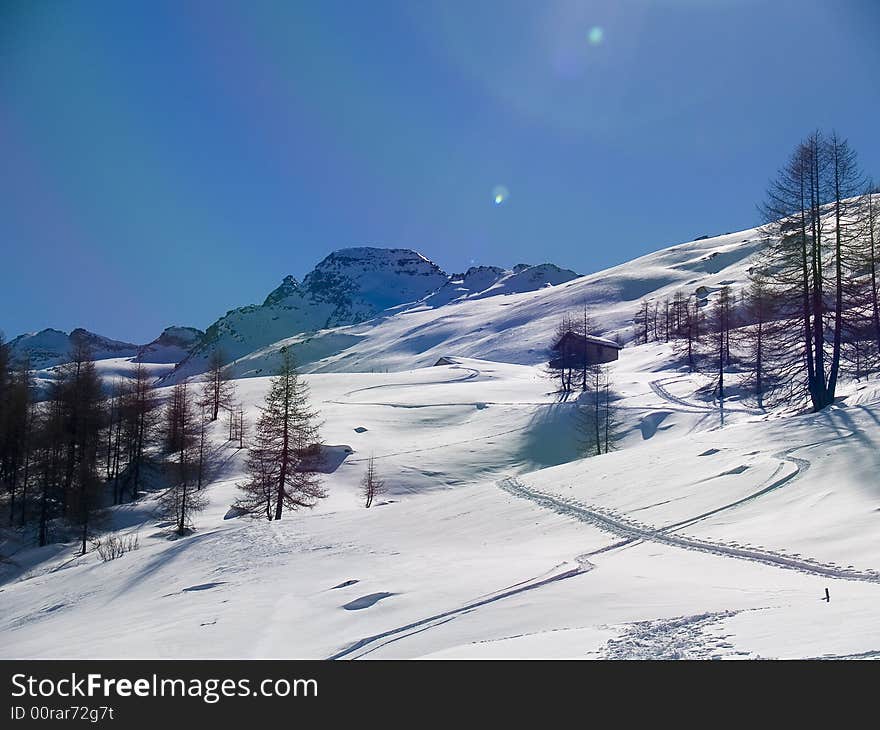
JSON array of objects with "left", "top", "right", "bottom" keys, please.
[
  {"left": 575, "top": 364, "right": 620, "bottom": 457},
  {"left": 633, "top": 131, "right": 878, "bottom": 413},
  {"left": 105, "top": 364, "right": 158, "bottom": 505},
  {"left": 150, "top": 351, "right": 245, "bottom": 534},
  {"left": 758, "top": 131, "right": 878, "bottom": 410},
  {"left": 0, "top": 339, "right": 246, "bottom": 547},
  {"left": 0, "top": 340, "right": 112, "bottom": 553},
  {"left": 637, "top": 290, "right": 705, "bottom": 356},
  {"left": 0, "top": 332, "right": 335, "bottom": 544}
]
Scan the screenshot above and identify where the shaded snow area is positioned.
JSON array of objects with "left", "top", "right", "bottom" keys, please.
[{"left": 2, "top": 228, "right": 879, "bottom": 659}]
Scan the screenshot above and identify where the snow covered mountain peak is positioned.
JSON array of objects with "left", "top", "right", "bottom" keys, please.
[
  {"left": 300, "top": 247, "right": 447, "bottom": 315},
  {"left": 167, "top": 246, "right": 450, "bottom": 381}
]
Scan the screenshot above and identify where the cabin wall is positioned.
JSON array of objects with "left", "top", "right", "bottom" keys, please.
[
  {"left": 589, "top": 344, "right": 619, "bottom": 364},
  {"left": 551, "top": 342, "right": 619, "bottom": 369}
]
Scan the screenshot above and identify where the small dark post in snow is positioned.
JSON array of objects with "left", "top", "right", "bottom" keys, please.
[{"left": 823, "top": 588, "right": 830, "bottom": 602}]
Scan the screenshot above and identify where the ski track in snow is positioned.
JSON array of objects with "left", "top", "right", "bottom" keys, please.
[
  {"left": 327, "top": 365, "right": 553, "bottom": 410},
  {"left": 327, "top": 557, "right": 594, "bottom": 660},
  {"left": 333, "top": 365, "right": 480, "bottom": 401},
  {"left": 649, "top": 377, "right": 762, "bottom": 416},
  {"left": 660, "top": 447, "right": 811, "bottom": 534},
  {"left": 648, "top": 431, "right": 852, "bottom": 535},
  {"left": 805, "top": 648, "right": 880, "bottom": 660},
  {"left": 497, "top": 474, "right": 880, "bottom": 584}
]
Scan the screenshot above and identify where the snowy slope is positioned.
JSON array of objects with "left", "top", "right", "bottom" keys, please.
[
  {"left": 136, "top": 326, "right": 204, "bottom": 364},
  {"left": 3, "top": 224, "right": 879, "bottom": 660},
  {"left": 225, "top": 229, "right": 763, "bottom": 376},
  {"left": 166, "top": 252, "right": 587, "bottom": 382},
  {"left": 2, "top": 348, "right": 879, "bottom": 660},
  {"left": 13, "top": 227, "right": 757, "bottom": 383},
  {"left": 309, "top": 230, "right": 762, "bottom": 372}
]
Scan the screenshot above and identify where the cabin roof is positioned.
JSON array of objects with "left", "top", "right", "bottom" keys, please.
[{"left": 554, "top": 331, "right": 623, "bottom": 350}]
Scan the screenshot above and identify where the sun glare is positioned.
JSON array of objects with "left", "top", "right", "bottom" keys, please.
[{"left": 492, "top": 185, "right": 509, "bottom": 206}]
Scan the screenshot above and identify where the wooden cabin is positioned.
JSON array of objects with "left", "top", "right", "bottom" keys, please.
[{"left": 549, "top": 331, "right": 622, "bottom": 371}]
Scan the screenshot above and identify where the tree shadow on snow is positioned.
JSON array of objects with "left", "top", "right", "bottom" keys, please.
[{"left": 518, "top": 403, "right": 582, "bottom": 470}]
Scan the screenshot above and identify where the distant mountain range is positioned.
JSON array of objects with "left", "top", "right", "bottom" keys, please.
[
  {"left": 8, "top": 228, "right": 769, "bottom": 384},
  {"left": 8, "top": 247, "right": 580, "bottom": 376},
  {"left": 7, "top": 326, "right": 204, "bottom": 370}
]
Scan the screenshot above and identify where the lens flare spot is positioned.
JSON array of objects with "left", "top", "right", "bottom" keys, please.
[
  {"left": 492, "top": 185, "right": 509, "bottom": 206},
  {"left": 588, "top": 26, "right": 604, "bottom": 46}
]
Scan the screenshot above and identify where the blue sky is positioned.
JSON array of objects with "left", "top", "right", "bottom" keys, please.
[{"left": 1, "top": 0, "right": 878, "bottom": 343}]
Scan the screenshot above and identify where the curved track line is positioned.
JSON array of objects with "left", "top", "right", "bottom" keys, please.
[
  {"left": 661, "top": 448, "right": 808, "bottom": 533},
  {"left": 659, "top": 431, "right": 852, "bottom": 534},
  {"left": 497, "top": 477, "right": 880, "bottom": 583},
  {"left": 335, "top": 365, "right": 480, "bottom": 401},
  {"left": 327, "top": 561, "right": 592, "bottom": 660},
  {"left": 650, "top": 377, "right": 761, "bottom": 416}
]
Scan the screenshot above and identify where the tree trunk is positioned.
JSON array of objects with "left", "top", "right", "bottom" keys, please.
[
  {"left": 19, "top": 441, "right": 30, "bottom": 527},
  {"left": 603, "top": 384, "right": 610, "bottom": 453},
  {"left": 274, "top": 376, "right": 291, "bottom": 522},
  {"left": 593, "top": 369, "right": 601, "bottom": 455},
  {"left": 827, "top": 165, "right": 844, "bottom": 402},
  {"left": 756, "top": 322, "right": 763, "bottom": 410}
]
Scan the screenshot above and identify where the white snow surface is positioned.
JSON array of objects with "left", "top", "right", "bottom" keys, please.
[{"left": 2, "top": 227, "right": 879, "bottom": 660}]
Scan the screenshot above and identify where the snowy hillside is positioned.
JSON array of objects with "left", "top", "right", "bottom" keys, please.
[
  {"left": 224, "top": 230, "right": 763, "bottom": 377},
  {"left": 11, "top": 229, "right": 760, "bottom": 384},
  {"left": 136, "top": 326, "right": 204, "bottom": 364},
  {"left": 165, "top": 250, "right": 587, "bottom": 383},
  {"left": 3, "top": 224, "right": 879, "bottom": 660},
  {"left": 3, "top": 348, "right": 879, "bottom": 659}
]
